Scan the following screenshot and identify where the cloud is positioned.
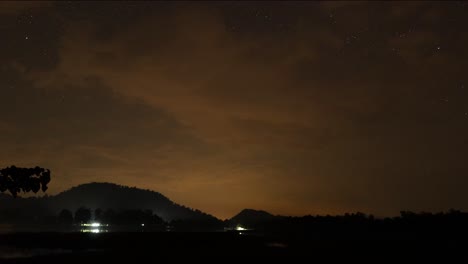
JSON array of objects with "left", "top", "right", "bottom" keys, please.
[
  {"left": 9, "top": 2, "right": 468, "bottom": 218},
  {"left": 28, "top": 5, "right": 348, "bottom": 140},
  {"left": 0, "top": 1, "right": 51, "bottom": 15},
  {"left": 0, "top": 72, "right": 213, "bottom": 197},
  {"left": 22, "top": 7, "right": 348, "bottom": 216}
]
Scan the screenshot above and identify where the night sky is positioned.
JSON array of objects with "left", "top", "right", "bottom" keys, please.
[{"left": 1, "top": 1, "right": 468, "bottom": 219}]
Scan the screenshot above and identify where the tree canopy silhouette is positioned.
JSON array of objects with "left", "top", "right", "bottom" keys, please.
[
  {"left": 75, "top": 207, "right": 92, "bottom": 224},
  {"left": 0, "top": 166, "right": 51, "bottom": 197}
]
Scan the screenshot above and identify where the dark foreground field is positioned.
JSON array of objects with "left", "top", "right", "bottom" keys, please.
[{"left": 1, "top": 231, "right": 468, "bottom": 262}]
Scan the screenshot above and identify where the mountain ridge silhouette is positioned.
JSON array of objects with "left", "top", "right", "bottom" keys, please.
[{"left": 0, "top": 182, "right": 219, "bottom": 222}]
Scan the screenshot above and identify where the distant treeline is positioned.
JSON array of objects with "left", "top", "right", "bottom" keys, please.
[
  {"left": 0, "top": 206, "right": 224, "bottom": 232},
  {"left": 2, "top": 207, "right": 468, "bottom": 234},
  {"left": 229, "top": 210, "right": 468, "bottom": 237}
]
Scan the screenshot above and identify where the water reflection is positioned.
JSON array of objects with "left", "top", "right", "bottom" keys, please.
[{"left": 0, "top": 246, "right": 73, "bottom": 259}]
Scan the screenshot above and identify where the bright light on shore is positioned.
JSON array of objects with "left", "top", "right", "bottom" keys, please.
[
  {"left": 81, "top": 222, "right": 101, "bottom": 227},
  {"left": 80, "top": 222, "right": 108, "bottom": 233},
  {"left": 236, "top": 225, "right": 247, "bottom": 231}
]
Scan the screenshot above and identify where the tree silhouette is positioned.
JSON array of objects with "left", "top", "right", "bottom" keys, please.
[
  {"left": 58, "top": 209, "right": 74, "bottom": 225},
  {"left": 0, "top": 166, "right": 51, "bottom": 197},
  {"left": 75, "top": 207, "right": 92, "bottom": 224},
  {"left": 95, "top": 208, "right": 103, "bottom": 222},
  {"left": 103, "top": 208, "right": 117, "bottom": 224}
]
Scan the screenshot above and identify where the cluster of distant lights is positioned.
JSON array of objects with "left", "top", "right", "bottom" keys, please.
[
  {"left": 80, "top": 222, "right": 107, "bottom": 233},
  {"left": 80, "top": 222, "right": 249, "bottom": 234},
  {"left": 80, "top": 222, "right": 145, "bottom": 233},
  {"left": 82, "top": 223, "right": 106, "bottom": 227}
]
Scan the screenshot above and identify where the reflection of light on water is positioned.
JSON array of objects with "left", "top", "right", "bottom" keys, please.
[
  {"left": 0, "top": 247, "right": 73, "bottom": 258},
  {"left": 80, "top": 228, "right": 102, "bottom": 233},
  {"left": 266, "top": 242, "right": 288, "bottom": 248},
  {"left": 0, "top": 247, "right": 105, "bottom": 258}
]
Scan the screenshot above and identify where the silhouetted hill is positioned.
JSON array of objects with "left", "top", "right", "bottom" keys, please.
[
  {"left": 229, "top": 209, "right": 279, "bottom": 227},
  {"left": 0, "top": 182, "right": 218, "bottom": 222}
]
